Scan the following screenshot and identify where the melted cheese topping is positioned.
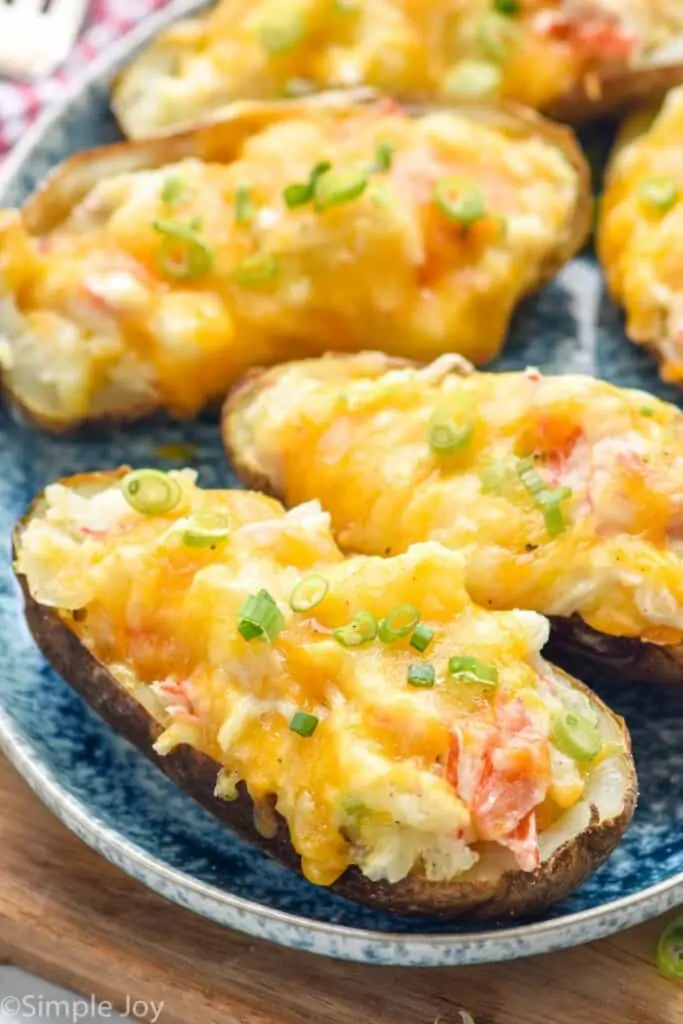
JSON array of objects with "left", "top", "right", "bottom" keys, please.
[
  {"left": 600, "top": 84, "right": 683, "bottom": 382},
  {"left": 15, "top": 471, "right": 620, "bottom": 886},
  {"left": 115, "top": 0, "right": 683, "bottom": 137},
  {"left": 0, "top": 102, "right": 578, "bottom": 426},
  {"left": 234, "top": 352, "right": 683, "bottom": 640}
]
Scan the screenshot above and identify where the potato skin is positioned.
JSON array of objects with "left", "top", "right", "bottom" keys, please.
[
  {"left": 13, "top": 478, "right": 636, "bottom": 921},
  {"left": 547, "top": 65, "right": 683, "bottom": 124},
  {"left": 224, "top": 354, "right": 683, "bottom": 689}
]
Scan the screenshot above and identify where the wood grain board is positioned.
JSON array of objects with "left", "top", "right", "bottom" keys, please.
[{"left": 0, "top": 752, "right": 680, "bottom": 1024}]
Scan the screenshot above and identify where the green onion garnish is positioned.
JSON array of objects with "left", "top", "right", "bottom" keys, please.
[
  {"left": 657, "top": 916, "right": 683, "bottom": 979},
  {"left": 448, "top": 656, "right": 499, "bottom": 688},
  {"left": 314, "top": 167, "right": 368, "bottom": 211},
  {"left": 289, "top": 574, "right": 329, "bottom": 612},
  {"left": 517, "top": 458, "right": 572, "bottom": 537},
  {"left": 434, "top": 177, "right": 487, "bottom": 227},
  {"left": 407, "top": 663, "right": 436, "bottom": 688},
  {"left": 289, "top": 710, "right": 319, "bottom": 737},
  {"left": 237, "top": 589, "right": 285, "bottom": 642},
  {"left": 284, "top": 182, "right": 313, "bottom": 208},
  {"left": 410, "top": 624, "right": 434, "bottom": 653},
  {"left": 443, "top": 60, "right": 502, "bottom": 99},
  {"left": 153, "top": 219, "right": 214, "bottom": 281},
  {"left": 121, "top": 469, "right": 181, "bottom": 516},
  {"left": 640, "top": 406, "right": 655, "bottom": 417},
  {"left": 234, "top": 184, "right": 255, "bottom": 225},
  {"left": 333, "top": 611, "right": 378, "bottom": 647},
  {"left": 233, "top": 253, "right": 278, "bottom": 286},
  {"left": 638, "top": 176, "right": 679, "bottom": 214},
  {"left": 182, "top": 512, "right": 231, "bottom": 548},
  {"left": 374, "top": 141, "right": 394, "bottom": 172},
  {"left": 379, "top": 604, "right": 420, "bottom": 643},
  {"left": 493, "top": 0, "right": 518, "bottom": 14},
  {"left": 428, "top": 416, "right": 474, "bottom": 455},
  {"left": 552, "top": 712, "right": 601, "bottom": 763},
  {"left": 161, "top": 175, "right": 184, "bottom": 206},
  {"left": 260, "top": 8, "right": 305, "bottom": 54},
  {"left": 477, "top": 13, "right": 515, "bottom": 61}
]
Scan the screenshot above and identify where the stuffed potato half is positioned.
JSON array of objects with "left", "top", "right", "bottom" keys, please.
[
  {"left": 13, "top": 469, "right": 635, "bottom": 918},
  {"left": 225, "top": 350, "right": 683, "bottom": 684},
  {"left": 0, "top": 95, "right": 588, "bottom": 433},
  {"left": 113, "top": 0, "right": 683, "bottom": 137},
  {"left": 599, "top": 83, "right": 683, "bottom": 389}
]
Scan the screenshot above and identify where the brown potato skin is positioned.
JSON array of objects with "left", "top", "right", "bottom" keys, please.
[
  {"left": 223, "top": 354, "right": 683, "bottom": 688},
  {"left": 547, "top": 65, "right": 683, "bottom": 124},
  {"left": 13, "top": 474, "right": 636, "bottom": 920}
]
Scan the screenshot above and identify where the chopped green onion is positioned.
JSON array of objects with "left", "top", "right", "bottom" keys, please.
[
  {"left": 443, "top": 60, "right": 502, "bottom": 99},
  {"left": 233, "top": 253, "right": 278, "bottom": 286},
  {"left": 234, "top": 184, "right": 255, "bottom": 225},
  {"left": 657, "top": 916, "right": 683, "bottom": 980},
  {"left": 289, "top": 710, "right": 319, "bottom": 737},
  {"left": 283, "top": 182, "right": 313, "bottom": 208},
  {"left": 374, "top": 141, "right": 394, "bottom": 172},
  {"left": 342, "top": 795, "right": 366, "bottom": 817},
  {"left": 410, "top": 623, "right": 434, "bottom": 653},
  {"left": 434, "top": 177, "right": 487, "bottom": 227},
  {"left": 477, "top": 12, "right": 516, "bottom": 61},
  {"left": 314, "top": 167, "right": 368, "bottom": 211},
  {"left": 161, "top": 175, "right": 185, "bottom": 206},
  {"left": 448, "top": 655, "right": 499, "bottom": 688},
  {"left": 517, "top": 458, "right": 572, "bottom": 537},
  {"left": 493, "top": 0, "right": 518, "bottom": 14},
  {"left": 237, "top": 589, "right": 285, "bottom": 642},
  {"left": 182, "top": 511, "right": 231, "bottom": 548},
  {"left": 282, "top": 76, "right": 316, "bottom": 97},
  {"left": 289, "top": 574, "right": 329, "bottom": 612},
  {"left": 121, "top": 469, "right": 182, "bottom": 516},
  {"left": 153, "top": 219, "right": 214, "bottom": 281},
  {"left": 638, "top": 176, "right": 679, "bottom": 214},
  {"left": 552, "top": 712, "right": 601, "bottom": 763},
  {"left": 640, "top": 406, "right": 655, "bottom": 417},
  {"left": 428, "top": 416, "right": 474, "bottom": 455},
  {"left": 379, "top": 603, "right": 420, "bottom": 643},
  {"left": 333, "top": 611, "right": 378, "bottom": 647},
  {"left": 260, "top": 8, "right": 305, "bottom": 54},
  {"left": 407, "top": 663, "right": 436, "bottom": 688}
]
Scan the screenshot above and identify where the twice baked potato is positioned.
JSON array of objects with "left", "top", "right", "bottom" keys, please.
[
  {"left": 13, "top": 468, "right": 635, "bottom": 918},
  {"left": 0, "top": 94, "right": 588, "bottom": 433},
  {"left": 599, "top": 83, "right": 683, "bottom": 388},
  {"left": 113, "top": 0, "right": 683, "bottom": 138},
  {"left": 224, "top": 350, "right": 683, "bottom": 684}
]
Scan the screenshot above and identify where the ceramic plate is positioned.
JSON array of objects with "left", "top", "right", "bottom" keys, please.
[{"left": 0, "top": 0, "right": 682, "bottom": 967}]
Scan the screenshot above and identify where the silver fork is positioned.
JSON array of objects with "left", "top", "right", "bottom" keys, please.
[{"left": 0, "top": 0, "right": 89, "bottom": 80}]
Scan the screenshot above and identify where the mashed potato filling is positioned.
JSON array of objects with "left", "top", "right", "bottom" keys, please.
[
  {"left": 0, "top": 100, "right": 579, "bottom": 425},
  {"left": 14, "top": 470, "right": 616, "bottom": 887}
]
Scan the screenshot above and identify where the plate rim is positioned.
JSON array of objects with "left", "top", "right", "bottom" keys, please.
[{"left": 0, "top": 0, "right": 681, "bottom": 967}]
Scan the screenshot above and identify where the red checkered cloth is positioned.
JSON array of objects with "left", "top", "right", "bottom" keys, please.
[{"left": 0, "top": 0, "right": 168, "bottom": 156}]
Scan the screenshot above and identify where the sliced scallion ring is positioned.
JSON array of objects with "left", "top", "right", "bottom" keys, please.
[
  {"left": 552, "top": 712, "right": 601, "bottom": 763},
  {"left": 434, "top": 177, "right": 487, "bottom": 227},
  {"left": 374, "top": 141, "right": 394, "bottom": 172},
  {"left": 477, "top": 12, "right": 515, "bottom": 61},
  {"left": 410, "top": 623, "right": 434, "bottom": 653},
  {"left": 517, "top": 458, "right": 572, "bottom": 537},
  {"left": 379, "top": 604, "right": 420, "bottom": 643},
  {"left": 493, "top": 0, "right": 519, "bottom": 15},
  {"left": 153, "top": 219, "right": 214, "bottom": 281},
  {"left": 233, "top": 253, "right": 279, "bottom": 286},
  {"left": 407, "top": 663, "right": 435, "bottom": 688},
  {"left": 448, "top": 655, "right": 499, "bottom": 688},
  {"left": 428, "top": 416, "right": 474, "bottom": 455},
  {"left": 161, "top": 175, "right": 184, "bottom": 205},
  {"left": 314, "top": 167, "right": 368, "bottom": 211},
  {"left": 289, "top": 574, "right": 329, "bottom": 612},
  {"left": 121, "top": 469, "right": 182, "bottom": 516},
  {"left": 657, "top": 916, "right": 683, "bottom": 980},
  {"left": 443, "top": 60, "right": 502, "bottom": 99},
  {"left": 289, "top": 710, "right": 319, "bottom": 737},
  {"left": 234, "top": 184, "right": 255, "bottom": 225},
  {"left": 638, "top": 176, "right": 679, "bottom": 214},
  {"left": 182, "top": 511, "right": 231, "bottom": 549},
  {"left": 237, "top": 588, "right": 285, "bottom": 642},
  {"left": 333, "top": 610, "right": 378, "bottom": 647}
]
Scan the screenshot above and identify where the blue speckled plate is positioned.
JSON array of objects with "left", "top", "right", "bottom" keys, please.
[{"left": 0, "top": 1, "right": 682, "bottom": 967}]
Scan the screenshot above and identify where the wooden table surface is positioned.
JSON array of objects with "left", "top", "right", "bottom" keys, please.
[{"left": 0, "top": 752, "right": 680, "bottom": 1024}]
